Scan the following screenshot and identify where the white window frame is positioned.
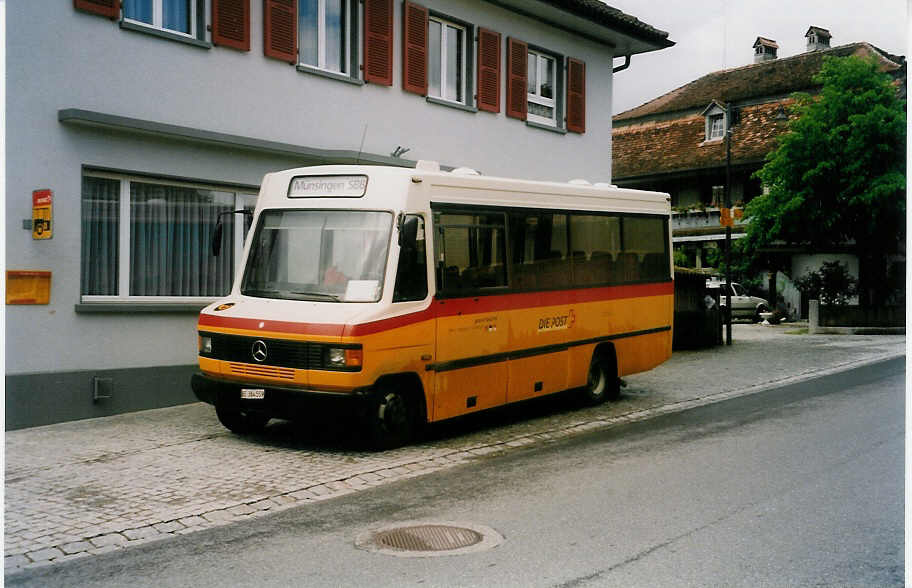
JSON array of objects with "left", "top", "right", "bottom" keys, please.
[
  {"left": 81, "top": 172, "right": 256, "bottom": 304},
  {"left": 527, "top": 50, "right": 557, "bottom": 127},
  {"left": 708, "top": 114, "right": 724, "bottom": 140},
  {"left": 428, "top": 16, "right": 467, "bottom": 105},
  {"left": 122, "top": 0, "right": 197, "bottom": 38},
  {"left": 299, "top": 0, "right": 352, "bottom": 75}
]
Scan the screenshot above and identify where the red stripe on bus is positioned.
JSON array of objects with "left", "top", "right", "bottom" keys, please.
[
  {"left": 197, "top": 314, "right": 345, "bottom": 337},
  {"left": 199, "top": 281, "right": 673, "bottom": 338},
  {"left": 431, "top": 281, "right": 673, "bottom": 319}
]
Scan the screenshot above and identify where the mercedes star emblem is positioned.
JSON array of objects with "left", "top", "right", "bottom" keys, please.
[{"left": 251, "top": 340, "right": 268, "bottom": 363}]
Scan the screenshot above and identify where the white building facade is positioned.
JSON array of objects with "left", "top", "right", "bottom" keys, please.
[{"left": 6, "top": 0, "right": 671, "bottom": 428}]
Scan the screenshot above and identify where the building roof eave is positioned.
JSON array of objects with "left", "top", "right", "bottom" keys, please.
[{"left": 484, "top": 0, "right": 674, "bottom": 53}]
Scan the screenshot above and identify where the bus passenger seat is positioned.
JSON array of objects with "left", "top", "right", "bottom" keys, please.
[{"left": 445, "top": 265, "right": 462, "bottom": 290}]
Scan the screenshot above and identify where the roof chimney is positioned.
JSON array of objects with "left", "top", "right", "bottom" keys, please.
[
  {"left": 805, "top": 26, "right": 832, "bottom": 52},
  {"left": 753, "top": 37, "right": 778, "bottom": 63}
]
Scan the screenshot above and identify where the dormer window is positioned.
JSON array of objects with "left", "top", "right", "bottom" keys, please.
[
  {"left": 702, "top": 102, "right": 726, "bottom": 142},
  {"left": 708, "top": 114, "right": 724, "bottom": 140}
]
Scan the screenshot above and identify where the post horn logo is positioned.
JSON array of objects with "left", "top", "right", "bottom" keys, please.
[{"left": 251, "top": 340, "right": 268, "bottom": 363}]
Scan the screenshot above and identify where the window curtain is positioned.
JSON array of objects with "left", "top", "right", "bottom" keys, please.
[
  {"left": 81, "top": 177, "right": 121, "bottom": 295},
  {"left": 163, "top": 0, "right": 191, "bottom": 33},
  {"left": 299, "top": 0, "right": 319, "bottom": 66},
  {"left": 130, "top": 182, "right": 234, "bottom": 296},
  {"left": 123, "top": 0, "right": 153, "bottom": 24}
]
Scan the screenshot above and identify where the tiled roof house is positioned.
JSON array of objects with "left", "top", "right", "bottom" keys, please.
[{"left": 612, "top": 28, "right": 905, "bottom": 263}]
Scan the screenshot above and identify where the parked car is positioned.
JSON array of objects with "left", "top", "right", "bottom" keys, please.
[{"left": 707, "top": 280, "right": 770, "bottom": 322}]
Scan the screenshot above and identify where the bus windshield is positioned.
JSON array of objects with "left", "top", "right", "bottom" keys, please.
[{"left": 241, "top": 210, "right": 392, "bottom": 302}]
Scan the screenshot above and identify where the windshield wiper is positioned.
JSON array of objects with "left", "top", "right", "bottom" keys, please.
[
  {"left": 242, "top": 288, "right": 283, "bottom": 298},
  {"left": 290, "top": 291, "right": 342, "bottom": 301}
]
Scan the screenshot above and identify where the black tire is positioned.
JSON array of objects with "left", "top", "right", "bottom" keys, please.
[
  {"left": 216, "top": 406, "right": 270, "bottom": 434},
  {"left": 366, "top": 387, "right": 415, "bottom": 450},
  {"left": 582, "top": 352, "right": 620, "bottom": 405},
  {"left": 754, "top": 304, "right": 769, "bottom": 323}
]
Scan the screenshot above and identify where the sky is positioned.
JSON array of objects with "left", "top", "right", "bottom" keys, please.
[{"left": 605, "top": 0, "right": 910, "bottom": 114}]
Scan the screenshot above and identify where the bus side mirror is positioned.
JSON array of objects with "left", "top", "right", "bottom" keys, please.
[
  {"left": 211, "top": 220, "right": 224, "bottom": 257},
  {"left": 398, "top": 215, "right": 419, "bottom": 250}
]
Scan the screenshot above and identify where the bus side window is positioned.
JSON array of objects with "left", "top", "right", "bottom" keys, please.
[
  {"left": 434, "top": 212, "right": 507, "bottom": 294},
  {"left": 393, "top": 215, "right": 428, "bottom": 302},
  {"left": 621, "top": 216, "right": 670, "bottom": 282}
]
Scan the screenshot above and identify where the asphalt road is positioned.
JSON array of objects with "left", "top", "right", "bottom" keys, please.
[{"left": 10, "top": 358, "right": 904, "bottom": 587}]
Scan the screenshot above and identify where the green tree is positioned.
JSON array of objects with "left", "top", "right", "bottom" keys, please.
[{"left": 745, "top": 55, "right": 906, "bottom": 306}]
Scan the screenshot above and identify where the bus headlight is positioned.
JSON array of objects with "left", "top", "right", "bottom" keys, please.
[
  {"left": 327, "top": 348, "right": 346, "bottom": 365},
  {"left": 199, "top": 335, "right": 213, "bottom": 355},
  {"left": 326, "top": 347, "right": 363, "bottom": 369}
]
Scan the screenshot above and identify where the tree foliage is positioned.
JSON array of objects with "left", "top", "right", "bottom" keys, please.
[
  {"left": 793, "top": 260, "right": 858, "bottom": 306},
  {"left": 743, "top": 55, "right": 905, "bottom": 304}
]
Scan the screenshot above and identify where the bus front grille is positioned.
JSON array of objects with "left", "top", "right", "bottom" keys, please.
[
  {"left": 199, "top": 331, "right": 360, "bottom": 372},
  {"left": 228, "top": 363, "right": 296, "bottom": 380}
]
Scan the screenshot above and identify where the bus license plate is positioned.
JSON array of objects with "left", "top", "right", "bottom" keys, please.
[{"left": 240, "top": 388, "right": 265, "bottom": 400}]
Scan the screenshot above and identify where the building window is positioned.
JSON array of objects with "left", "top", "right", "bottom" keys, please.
[
  {"left": 708, "top": 113, "right": 724, "bottom": 140},
  {"left": 711, "top": 185, "right": 724, "bottom": 207},
  {"left": 428, "top": 16, "right": 466, "bottom": 104},
  {"left": 527, "top": 49, "right": 556, "bottom": 126},
  {"left": 81, "top": 174, "right": 255, "bottom": 300},
  {"left": 299, "top": 0, "right": 352, "bottom": 74},
  {"left": 123, "top": 0, "right": 196, "bottom": 36}
]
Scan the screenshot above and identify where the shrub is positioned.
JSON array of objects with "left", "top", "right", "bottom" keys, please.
[{"left": 794, "top": 261, "right": 858, "bottom": 306}]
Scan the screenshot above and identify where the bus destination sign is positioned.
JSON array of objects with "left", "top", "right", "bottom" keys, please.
[{"left": 288, "top": 175, "right": 368, "bottom": 198}]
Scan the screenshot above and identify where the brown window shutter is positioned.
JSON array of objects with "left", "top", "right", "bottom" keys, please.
[
  {"left": 363, "top": 0, "right": 394, "bottom": 85},
  {"left": 264, "top": 0, "right": 297, "bottom": 64},
  {"left": 402, "top": 1, "right": 428, "bottom": 95},
  {"left": 506, "top": 38, "right": 527, "bottom": 120},
  {"left": 213, "top": 0, "right": 250, "bottom": 51},
  {"left": 567, "top": 58, "right": 586, "bottom": 133},
  {"left": 476, "top": 28, "right": 501, "bottom": 113},
  {"left": 74, "top": 0, "right": 119, "bottom": 19}
]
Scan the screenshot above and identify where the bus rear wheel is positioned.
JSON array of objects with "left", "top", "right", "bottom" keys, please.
[
  {"left": 216, "top": 406, "right": 270, "bottom": 435},
  {"left": 582, "top": 352, "right": 620, "bottom": 405},
  {"left": 366, "top": 387, "right": 415, "bottom": 450}
]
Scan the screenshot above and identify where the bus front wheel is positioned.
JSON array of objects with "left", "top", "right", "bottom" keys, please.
[
  {"left": 366, "top": 387, "right": 415, "bottom": 450},
  {"left": 216, "top": 406, "right": 270, "bottom": 435}
]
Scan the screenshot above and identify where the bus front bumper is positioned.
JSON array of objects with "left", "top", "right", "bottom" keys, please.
[{"left": 191, "top": 373, "right": 373, "bottom": 421}]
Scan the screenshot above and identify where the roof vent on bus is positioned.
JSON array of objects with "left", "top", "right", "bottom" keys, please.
[
  {"left": 568, "top": 179, "right": 591, "bottom": 185},
  {"left": 594, "top": 182, "right": 619, "bottom": 188},
  {"left": 451, "top": 167, "right": 480, "bottom": 175},
  {"left": 415, "top": 160, "right": 440, "bottom": 172}
]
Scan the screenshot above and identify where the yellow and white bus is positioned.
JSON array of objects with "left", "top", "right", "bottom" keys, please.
[{"left": 192, "top": 162, "right": 673, "bottom": 448}]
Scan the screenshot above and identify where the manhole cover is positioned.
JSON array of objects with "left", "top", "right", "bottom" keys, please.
[
  {"left": 376, "top": 525, "right": 482, "bottom": 551},
  {"left": 356, "top": 521, "right": 504, "bottom": 557}
]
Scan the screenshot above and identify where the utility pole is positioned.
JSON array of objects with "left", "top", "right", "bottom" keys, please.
[{"left": 724, "top": 103, "right": 733, "bottom": 345}]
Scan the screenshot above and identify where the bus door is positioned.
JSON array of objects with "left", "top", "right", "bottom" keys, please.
[{"left": 432, "top": 210, "right": 509, "bottom": 420}]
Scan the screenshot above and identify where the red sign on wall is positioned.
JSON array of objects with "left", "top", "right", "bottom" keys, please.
[{"left": 32, "top": 189, "right": 53, "bottom": 239}]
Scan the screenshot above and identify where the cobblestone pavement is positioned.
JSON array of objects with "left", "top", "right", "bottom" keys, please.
[{"left": 5, "top": 324, "right": 904, "bottom": 573}]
